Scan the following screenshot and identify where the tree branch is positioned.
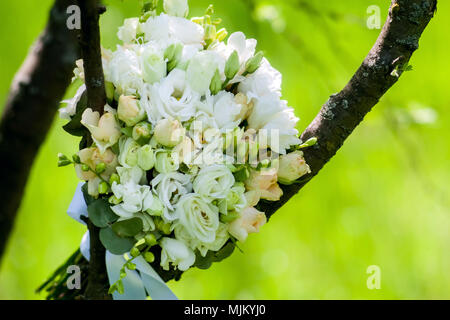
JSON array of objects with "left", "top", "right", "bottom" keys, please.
[
  {"left": 258, "top": 0, "right": 437, "bottom": 218},
  {"left": 76, "top": 0, "right": 110, "bottom": 300},
  {"left": 0, "top": 0, "right": 80, "bottom": 262}
]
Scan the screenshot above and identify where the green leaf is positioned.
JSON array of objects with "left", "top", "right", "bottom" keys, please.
[
  {"left": 99, "top": 227, "right": 135, "bottom": 255},
  {"left": 194, "top": 251, "right": 214, "bottom": 270},
  {"left": 62, "top": 91, "right": 88, "bottom": 137},
  {"left": 212, "top": 242, "right": 235, "bottom": 262},
  {"left": 87, "top": 199, "right": 118, "bottom": 228},
  {"left": 111, "top": 217, "right": 143, "bottom": 237},
  {"left": 81, "top": 183, "right": 95, "bottom": 206}
]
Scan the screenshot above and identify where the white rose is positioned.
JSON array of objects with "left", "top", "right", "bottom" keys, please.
[
  {"left": 244, "top": 167, "right": 283, "bottom": 201},
  {"left": 228, "top": 207, "right": 266, "bottom": 242},
  {"left": 193, "top": 164, "right": 235, "bottom": 199},
  {"left": 277, "top": 151, "right": 311, "bottom": 184},
  {"left": 117, "top": 18, "right": 140, "bottom": 44},
  {"left": 151, "top": 172, "right": 192, "bottom": 220},
  {"left": 148, "top": 69, "right": 198, "bottom": 122},
  {"left": 154, "top": 149, "right": 180, "bottom": 173},
  {"left": 118, "top": 95, "right": 146, "bottom": 127},
  {"left": 175, "top": 222, "right": 229, "bottom": 257},
  {"left": 175, "top": 193, "right": 220, "bottom": 243},
  {"left": 160, "top": 237, "right": 195, "bottom": 271},
  {"left": 163, "top": 0, "right": 189, "bottom": 17},
  {"left": 81, "top": 107, "right": 121, "bottom": 153},
  {"left": 154, "top": 118, "right": 185, "bottom": 147}
]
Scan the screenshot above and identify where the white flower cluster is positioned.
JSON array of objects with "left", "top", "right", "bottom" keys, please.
[{"left": 60, "top": 0, "right": 311, "bottom": 273}]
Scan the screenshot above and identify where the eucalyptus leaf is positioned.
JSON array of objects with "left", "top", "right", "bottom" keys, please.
[
  {"left": 99, "top": 227, "right": 135, "bottom": 255},
  {"left": 111, "top": 217, "right": 143, "bottom": 237},
  {"left": 81, "top": 183, "right": 95, "bottom": 206},
  {"left": 212, "top": 242, "right": 235, "bottom": 262},
  {"left": 87, "top": 199, "right": 118, "bottom": 228}
]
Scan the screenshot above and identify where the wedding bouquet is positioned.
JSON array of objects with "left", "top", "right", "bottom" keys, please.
[{"left": 56, "top": 0, "right": 315, "bottom": 298}]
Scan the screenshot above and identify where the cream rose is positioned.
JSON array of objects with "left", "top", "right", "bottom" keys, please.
[{"left": 228, "top": 207, "right": 266, "bottom": 242}]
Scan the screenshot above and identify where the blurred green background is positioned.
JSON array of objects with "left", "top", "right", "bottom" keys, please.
[{"left": 0, "top": 0, "right": 449, "bottom": 299}]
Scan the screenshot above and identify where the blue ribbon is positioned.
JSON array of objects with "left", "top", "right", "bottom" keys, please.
[{"left": 68, "top": 183, "right": 178, "bottom": 300}]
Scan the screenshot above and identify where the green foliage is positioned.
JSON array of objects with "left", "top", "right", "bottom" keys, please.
[
  {"left": 111, "top": 218, "right": 143, "bottom": 237},
  {"left": 99, "top": 227, "right": 136, "bottom": 255},
  {"left": 87, "top": 199, "right": 119, "bottom": 228},
  {"left": 62, "top": 91, "right": 88, "bottom": 137}
]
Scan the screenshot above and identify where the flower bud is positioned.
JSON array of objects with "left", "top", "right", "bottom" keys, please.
[
  {"left": 163, "top": 0, "right": 189, "bottom": 17},
  {"left": 144, "top": 234, "right": 157, "bottom": 246},
  {"left": 144, "top": 252, "right": 155, "bottom": 263},
  {"left": 98, "top": 181, "right": 109, "bottom": 194},
  {"left": 137, "top": 145, "right": 155, "bottom": 171},
  {"left": 72, "top": 154, "right": 81, "bottom": 164},
  {"left": 154, "top": 118, "right": 185, "bottom": 147},
  {"left": 216, "top": 28, "right": 228, "bottom": 41},
  {"left": 108, "top": 195, "right": 122, "bottom": 205},
  {"left": 105, "top": 81, "right": 115, "bottom": 102},
  {"left": 299, "top": 137, "right": 318, "bottom": 149},
  {"left": 204, "top": 24, "right": 216, "bottom": 46},
  {"left": 57, "top": 153, "right": 71, "bottom": 167},
  {"left": 244, "top": 51, "right": 264, "bottom": 75},
  {"left": 142, "top": 47, "right": 167, "bottom": 84},
  {"left": 155, "top": 151, "right": 179, "bottom": 173},
  {"left": 225, "top": 50, "right": 240, "bottom": 80},
  {"left": 82, "top": 164, "right": 90, "bottom": 172},
  {"left": 156, "top": 218, "right": 172, "bottom": 235},
  {"left": 118, "top": 95, "right": 145, "bottom": 127},
  {"left": 244, "top": 167, "right": 283, "bottom": 201},
  {"left": 209, "top": 68, "right": 222, "bottom": 95},
  {"left": 109, "top": 173, "right": 120, "bottom": 185},
  {"left": 95, "top": 162, "right": 106, "bottom": 174},
  {"left": 164, "top": 43, "right": 183, "bottom": 72},
  {"left": 277, "top": 151, "right": 311, "bottom": 185},
  {"left": 132, "top": 121, "right": 152, "bottom": 145},
  {"left": 130, "top": 247, "right": 141, "bottom": 258},
  {"left": 228, "top": 207, "right": 266, "bottom": 243},
  {"left": 143, "top": 192, "right": 164, "bottom": 216},
  {"left": 81, "top": 108, "right": 121, "bottom": 152},
  {"left": 118, "top": 137, "right": 141, "bottom": 168}
]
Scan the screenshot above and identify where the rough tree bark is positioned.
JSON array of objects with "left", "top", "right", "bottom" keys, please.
[
  {"left": 0, "top": 0, "right": 80, "bottom": 262},
  {"left": 76, "top": 0, "right": 111, "bottom": 300}
]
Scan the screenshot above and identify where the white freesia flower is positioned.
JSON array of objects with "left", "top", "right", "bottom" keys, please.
[
  {"left": 116, "top": 166, "right": 145, "bottom": 185},
  {"left": 228, "top": 207, "right": 266, "bottom": 242},
  {"left": 81, "top": 107, "right": 121, "bottom": 153},
  {"left": 143, "top": 191, "right": 164, "bottom": 216},
  {"left": 105, "top": 46, "right": 142, "bottom": 95},
  {"left": 111, "top": 182, "right": 150, "bottom": 217},
  {"left": 140, "top": 45, "right": 167, "bottom": 84},
  {"left": 238, "top": 58, "right": 282, "bottom": 98},
  {"left": 163, "top": 0, "right": 189, "bottom": 17},
  {"left": 117, "top": 18, "right": 140, "bottom": 44},
  {"left": 152, "top": 172, "right": 192, "bottom": 220},
  {"left": 141, "top": 14, "right": 204, "bottom": 46},
  {"left": 212, "top": 91, "right": 245, "bottom": 129},
  {"left": 186, "top": 51, "right": 220, "bottom": 95},
  {"left": 160, "top": 237, "right": 195, "bottom": 271},
  {"left": 246, "top": 93, "right": 300, "bottom": 154},
  {"left": 148, "top": 69, "right": 198, "bottom": 121},
  {"left": 193, "top": 164, "right": 235, "bottom": 199},
  {"left": 175, "top": 193, "right": 219, "bottom": 243},
  {"left": 59, "top": 84, "right": 85, "bottom": 119}
]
